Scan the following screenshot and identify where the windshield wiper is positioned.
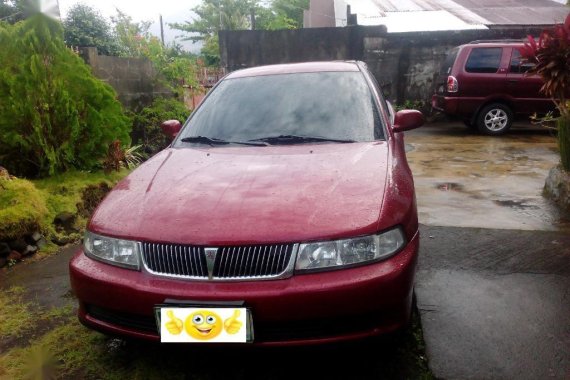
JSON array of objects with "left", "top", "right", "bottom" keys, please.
[
  {"left": 249, "top": 135, "right": 355, "bottom": 145},
  {"left": 180, "top": 136, "right": 229, "bottom": 145},
  {"left": 180, "top": 136, "right": 268, "bottom": 147}
]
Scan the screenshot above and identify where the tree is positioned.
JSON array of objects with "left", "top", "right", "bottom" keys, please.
[
  {"left": 0, "top": 15, "right": 131, "bottom": 177},
  {"left": 0, "top": 0, "right": 25, "bottom": 24},
  {"left": 63, "top": 4, "right": 118, "bottom": 55},
  {"left": 520, "top": 13, "right": 570, "bottom": 171},
  {"left": 110, "top": 9, "right": 198, "bottom": 92},
  {"left": 172, "top": 0, "right": 309, "bottom": 65},
  {"left": 171, "top": 0, "right": 258, "bottom": 66},
  {"left": 261, "top": 0, "right": 309, "bottom": 30},
  {"left": 111, "top": 9, "right": 153, "bottom": 57}
]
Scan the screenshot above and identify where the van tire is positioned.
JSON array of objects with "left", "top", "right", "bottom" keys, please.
[{"left": 477, "top": 103, "right": 513, "bottom": 135}]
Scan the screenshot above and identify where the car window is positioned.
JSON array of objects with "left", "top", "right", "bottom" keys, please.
[
  {"left": 177, "top": 71, "right": 384, "bottom": 144},
  {"left": 440, "top": 47, "right": 459, "bottom": 75},
  {"left": 509, "top": 49, "right": 536, "bottom": 73},
  {"left": 465, "top": 47, "right": 502, "bottom": 73}
]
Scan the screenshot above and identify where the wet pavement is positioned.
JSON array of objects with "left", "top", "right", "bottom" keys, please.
[
  {"left": 406, "top": 122, "right": 570, "bottom": 232},
  {"left": 407, "top": 122, "right": 570, "bottom": 379}
]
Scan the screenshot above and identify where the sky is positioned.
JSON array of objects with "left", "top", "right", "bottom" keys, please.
[{"left": 57, "top": 0, "right": 204, "bottom": 52}]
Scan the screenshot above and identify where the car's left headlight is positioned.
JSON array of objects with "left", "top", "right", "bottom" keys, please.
[
  {"left": 295, "top": 228, "right": 405, "bottom": 272},
  {"left": 83, "top": 231, "right": 140, "bottom": 270}
]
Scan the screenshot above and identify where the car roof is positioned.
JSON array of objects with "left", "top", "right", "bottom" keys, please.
[
  {"left": 225, "top": 61, "right": 361, "bottom": 79},
  {"left": 461, "top": 41, "right": 525, "bottom": 49}
]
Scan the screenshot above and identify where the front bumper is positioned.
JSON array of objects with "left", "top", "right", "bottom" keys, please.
[{"left": 70, "top": 232, "right": 419, "bottom": 346}]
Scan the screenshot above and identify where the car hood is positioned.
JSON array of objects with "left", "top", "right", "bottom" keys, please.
[{"left": 89, "top": 143, "right": 389, "bottom": 245}]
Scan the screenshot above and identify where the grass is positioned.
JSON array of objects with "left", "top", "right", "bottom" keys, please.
[
  {"left": 0, "top": 169, "right": 130, "bottom": 254},
  {"left": 0, "top": 287, "right": 36, "bottom": 339},
  {"left": 0, "top": 296, "right": 435, "bottom": 380}
]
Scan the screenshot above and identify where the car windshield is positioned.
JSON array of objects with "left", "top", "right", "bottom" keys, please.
[{"left": 175, "top": 71, "right": 384, "bottom": 146}]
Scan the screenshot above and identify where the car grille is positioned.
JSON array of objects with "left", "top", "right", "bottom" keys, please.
[{"left": 141, "top": 243, "right": 295, "bottom": 280}]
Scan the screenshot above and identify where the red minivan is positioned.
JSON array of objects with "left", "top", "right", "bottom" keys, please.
[
  {"left": 432, "top": 40, "right": 555, "bottom": 135},
  {"left": 70, "top": 61, "right": 424, "bottom": 346}
]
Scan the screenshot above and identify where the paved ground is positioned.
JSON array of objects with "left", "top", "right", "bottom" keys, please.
[
  {"left": 417, "top": 225, "right": 570, "bottom": 380},
  {"left": 406, "top": 122, "right": 569, "bottom": 232},
  {"left": 407, "top": 122, "right": 570, "bottom": 379}
]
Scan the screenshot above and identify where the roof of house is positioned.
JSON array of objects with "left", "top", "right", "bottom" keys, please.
[{"left": 334, "top": 0, "right": 568, "bottom": 31}]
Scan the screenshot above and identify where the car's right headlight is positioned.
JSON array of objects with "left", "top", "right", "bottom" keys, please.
[
  {"left": 295, "top": 227, "right": 406, "bottom": 272},
  {"left": 83, "top": 231, "right": 140, "bottom": 270}
]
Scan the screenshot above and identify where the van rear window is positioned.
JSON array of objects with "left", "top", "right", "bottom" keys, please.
[
  {"left": 465, "top": 48, "right": 502, "bottom": 73},
  {"left": 440, "top": 48, "right": 459, "bottom": 75}
]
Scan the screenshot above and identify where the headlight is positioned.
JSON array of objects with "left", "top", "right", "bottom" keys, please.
[
  {"left": 295, "top": 228, "right": 405, "bottom": 272},
  {"left": 83, "top": 231, "right": 140, "bottom": 270}
]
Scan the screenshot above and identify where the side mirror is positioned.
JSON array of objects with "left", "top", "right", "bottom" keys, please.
[
  {"left": 392, "top": 110, "right": 425, "bottom": 133},
  {"left": 161, "top": 120, "right": 182, "bottom": 139}
]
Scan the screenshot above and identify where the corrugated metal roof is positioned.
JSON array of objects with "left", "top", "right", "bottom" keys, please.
[{"left": 344, "top": 0, "right": 568, "bottom": 29}]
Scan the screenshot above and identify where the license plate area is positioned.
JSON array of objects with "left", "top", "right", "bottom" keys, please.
[{"left": 155, "top": 302, "right": 253, "bottom": 343}]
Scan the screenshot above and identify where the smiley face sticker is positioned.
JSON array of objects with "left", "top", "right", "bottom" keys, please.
[{"left": 160, "top": 308, "right": 246, "bottom": 343}]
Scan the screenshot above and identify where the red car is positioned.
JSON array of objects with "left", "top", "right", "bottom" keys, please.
[
  {"left": 432, "top": 40, "right": 555, "bottom": 135},
  {"left": 70, "top": 61, "right": 424, "bottom": 345}
]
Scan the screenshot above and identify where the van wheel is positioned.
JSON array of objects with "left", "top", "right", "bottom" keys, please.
[{"left": 477, "top": 103, "right": 512, "bottom": 135}]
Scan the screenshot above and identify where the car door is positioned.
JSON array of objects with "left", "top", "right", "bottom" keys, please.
[{"left": 506, "top": 47, "right": 555, "bottom": 116}]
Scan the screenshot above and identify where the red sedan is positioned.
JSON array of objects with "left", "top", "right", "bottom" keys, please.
[{"left": 70, "top": 61, "right": 424, "bottom": 345}]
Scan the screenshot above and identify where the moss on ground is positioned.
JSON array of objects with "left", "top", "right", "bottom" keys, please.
[
  {"left": 0, "top": 170, "right": 129, "bottom": 249},
  {"left": 0, "top": 178, "right": 48, "bottom": 241}
]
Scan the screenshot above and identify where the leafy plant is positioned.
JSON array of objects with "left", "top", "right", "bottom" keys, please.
[
  {"left": 520, "top": 13, "right": 570, "bottom": 171},
  {"left": 0, "top": 15, "right": 131, "bottom": 177},
  {"left": 131, "top": 97, "right": 190, "bottom": 156},
  {"left": 102, "top": 141, "right": 143, "bottom": 173},
  {"left": 63, "top": 4, "right": 119, "bottom": 55}
]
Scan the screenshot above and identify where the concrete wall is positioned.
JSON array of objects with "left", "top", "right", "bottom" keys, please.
[
  {"left": 79, "top": 47, "right": 172, "bottom": 111},
  {"left": 219, "top": 26, "right": 546, "bottom": 107}
]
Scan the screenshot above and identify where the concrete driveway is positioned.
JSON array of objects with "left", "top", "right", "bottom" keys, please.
[{"left": 406, "top": 122, "right": 570, "bottom": 379}]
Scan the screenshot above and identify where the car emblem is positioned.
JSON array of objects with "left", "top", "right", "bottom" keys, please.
[{"left": 204, "top": 248, "right": 218, "bottom": 280}]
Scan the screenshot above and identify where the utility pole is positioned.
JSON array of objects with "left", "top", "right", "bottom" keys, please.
[
  {"left": 250, "top": 8, "right": 256, "bottom": 30},
  {"left": 159, "top": 14, "right": 165, "bottom": 46}
]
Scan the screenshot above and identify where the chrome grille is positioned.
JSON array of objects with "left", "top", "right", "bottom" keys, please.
[
  {"left": 213, "top": 245, "right": 293, "bottom": 278},
  {"left": 142, "top": 243, "right": 207, "bottom": 278},
  {"left": 141, "top": 243, "right": 295, "bottom": 280}
]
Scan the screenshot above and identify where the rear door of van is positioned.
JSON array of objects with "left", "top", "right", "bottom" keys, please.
[{"left": 456, "top": 46, "right": 508, "bottom": 115}]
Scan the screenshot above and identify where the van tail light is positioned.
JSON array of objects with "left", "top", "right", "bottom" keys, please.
[{"left": 447, "top": 76, "right": 458, "bottom": 93}]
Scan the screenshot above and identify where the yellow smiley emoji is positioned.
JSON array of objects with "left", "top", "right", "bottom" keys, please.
[{"left": 185, "top": 310, "right": 223, "bottom": 340}]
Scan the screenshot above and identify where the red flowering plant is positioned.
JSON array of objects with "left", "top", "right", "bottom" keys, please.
[{"left": 519, "top": 13, "right": 570, "bottom": 171}]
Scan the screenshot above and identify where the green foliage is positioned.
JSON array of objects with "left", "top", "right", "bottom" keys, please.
[
  {"left": 111, "top": 9, "right": 153, "bottom": 58},
  {"left": 559, "top": 115, "right": 570, "bottom": 171},
  {"left": 0, "top": 15, "right": 131, "bottom": 178},
  {"left": 63, "top": 4, "right": 119, "bottom": 56},
  {"left": 110, "top": 10, "right": 199, "bottom": 91},
  {"left": 521, "top": 14, "right": 570, "bottom": 170},
  {"left": 256, "top": 0, "right": 309, "bottom": 30},
  {"left": 0, "top": 177, "right": 48, "bottom": 241},
  {"left": 131, "top": 97, "right": 190, "bottom": 156},
  {"left": 171, "top": 0, "right": 309, "bottom": 63},
  {"left": 0, "top": 0, "right": 25, "bottom": 24},
  {"left": 0, "top": 170, "right": 128, "bottom": 243}
]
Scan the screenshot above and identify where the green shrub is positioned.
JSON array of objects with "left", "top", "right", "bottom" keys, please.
[
  {"left": 131, "top": 97, "right": 190, "bottom": 156},
  {"left": 0, "top": 15, "right": 131, "bottom": 178}
]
